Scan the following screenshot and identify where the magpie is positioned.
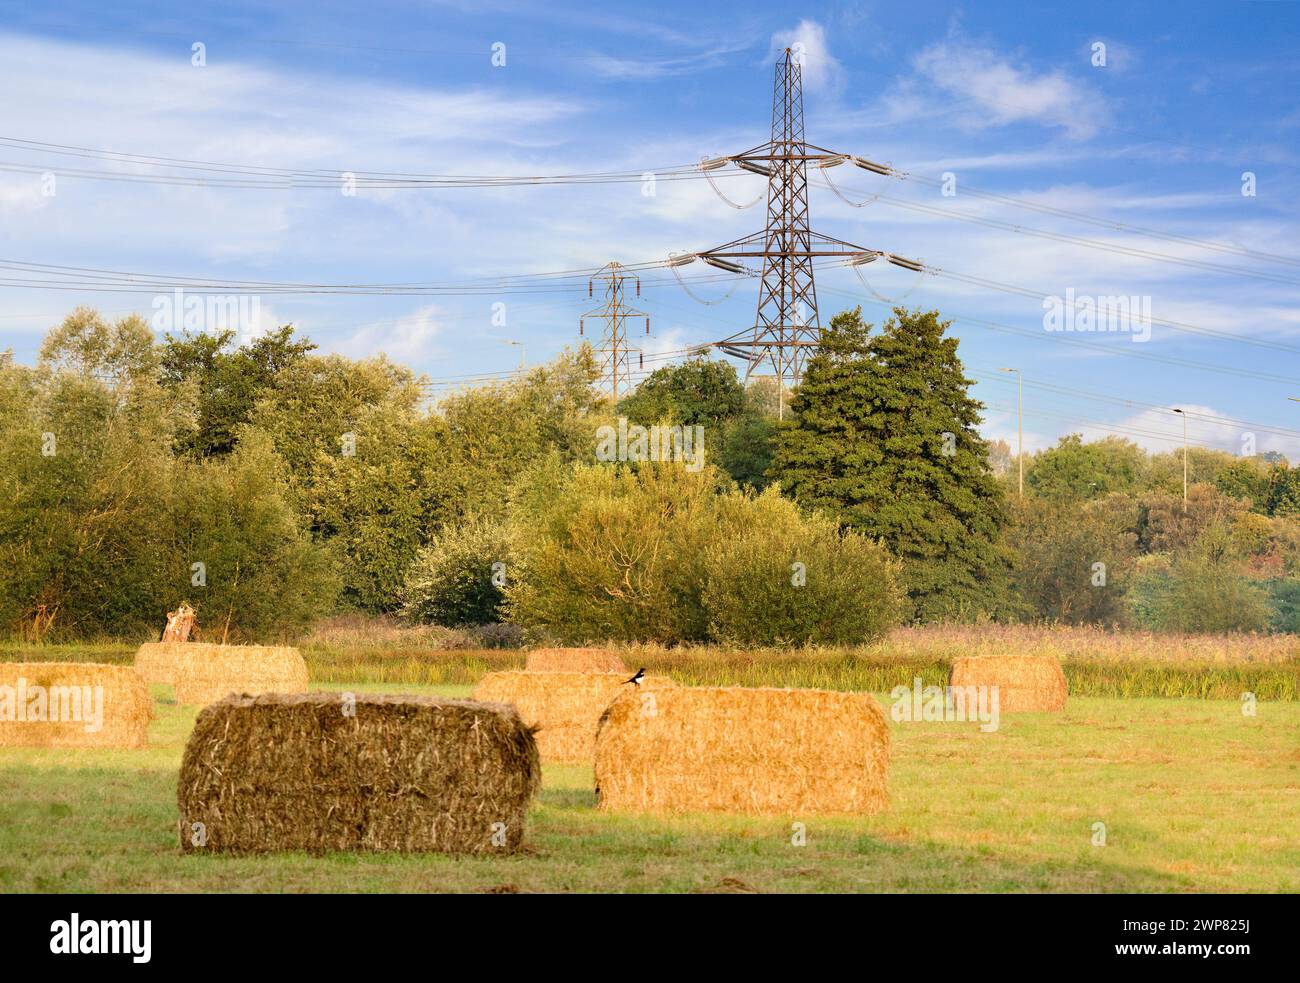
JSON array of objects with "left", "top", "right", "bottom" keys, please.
[{"left": 625, "top": 667, "right": 645, "bottom": 686}]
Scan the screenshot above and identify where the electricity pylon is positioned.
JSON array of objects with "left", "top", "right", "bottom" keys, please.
[
  {"left": 580, "top": 261, "right": 650, "bottom": 403},
  {"left": 686, "top": 48, "right": 921, "bottom": 411}
]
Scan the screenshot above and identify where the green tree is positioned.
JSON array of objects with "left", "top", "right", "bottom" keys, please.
[
  {"left": 401, "top": 517, "right": 515, "bottom": 626},
  {"left": 1008, "top": 494, "right": 1139, "bottom": 625},
  {"left": 768, "top": 306, "right": 1011, "bottom": 621},
  {"left": 0, "top": 311, "right": 174, "bottom": 638},
  {"left": 1215, "top": 457, "right": 1272, "bottom": 512},
  {"left": 161, "top": 325, "right": 315, "bottom": 457},
  {"left": 702, "top": 488, "right": 901, "bottom": 645},
  {"left": 1026, "top": 435, "right": 1147, "bottom": 501},
  {"left": 1266, "top": 465, "right": 1300, "bottom": 517},
  {"left": 165, "top": 431, "right": 339, "bottom": 642},
  {"left": 1137, "top": 521, "right": 1273, "bottom": 633},
  {"left": 618, "top": 356, "right": 745, "bottom": 426},
  {"left": 507, "top": 462, "right": 724, "bottom": 643}
]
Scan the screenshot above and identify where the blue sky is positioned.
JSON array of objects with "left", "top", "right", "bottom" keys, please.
[{"left": 1, "top": 0, "right": 1298, "bottom": 456}]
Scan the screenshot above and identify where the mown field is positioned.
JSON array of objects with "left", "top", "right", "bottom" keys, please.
[{"left": 2, "top": 629, "right": 1298, "bottom": 893}]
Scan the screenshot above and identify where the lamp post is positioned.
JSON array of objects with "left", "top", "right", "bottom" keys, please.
[
  {"left": 503, "top": 340, "right": 524, "bottom": 376},
  {"left": 997, "top": 367, "right": 1023, "bottom": 498},
  {"left": 1171, "top": 408, "right": 1187, "bottom": 512}
]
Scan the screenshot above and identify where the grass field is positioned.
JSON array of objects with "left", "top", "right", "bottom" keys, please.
[{"left": 2, "top": 672, "right": 1297, "bottom": 892}]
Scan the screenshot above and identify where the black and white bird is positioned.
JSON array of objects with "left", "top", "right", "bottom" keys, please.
[{"left": 625, "top": 667, "right": 645, "bottom": 686}]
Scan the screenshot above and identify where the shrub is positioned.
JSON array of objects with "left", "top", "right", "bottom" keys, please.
[
  {"left": 506, "top": 464, "right": 722, "bottom": 644},
  {"left": 1130, "top": 523, "right": 1273, "bottom": 633},
  {"left": 401, "top": 517, "right": 515, "bottom": 627},
  {"left": 702, "top": 490, "right": 901, "bottom": 645},
  {"left": 507, "top": 465, "right": 903, "bottom": 645}
]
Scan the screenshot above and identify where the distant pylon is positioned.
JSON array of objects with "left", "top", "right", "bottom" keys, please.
[
  {"left": 686, "top": 48, "right": 920, "bottom": 412},
  {"left": 580, "top": 261, "right": 650, "bottom": 402}
]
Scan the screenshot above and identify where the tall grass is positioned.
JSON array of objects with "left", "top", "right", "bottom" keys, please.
[{"left": 4, "top": 621, "right": 1297, "bottom": 699}]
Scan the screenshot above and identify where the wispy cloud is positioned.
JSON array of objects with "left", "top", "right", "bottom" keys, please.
[
  {"left": 769, "top": 20, "right": 844, "bottom": 93},
  {"left": 911, "top": 37, "right": 1104, "bottom": 138}
]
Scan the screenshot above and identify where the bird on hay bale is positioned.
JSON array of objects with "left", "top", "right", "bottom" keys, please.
[{"left": 624, "top": 668, "right": 645, "bottom": 686}]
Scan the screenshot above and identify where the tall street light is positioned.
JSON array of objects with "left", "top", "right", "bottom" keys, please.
[
  {"left": 1171, "top": 407, "right": 1187, "bottom": 512},
  {"left": 997, "top": 367, "right": 1023, "bottom": 498},
  {"left": 503, "top": 340, "right": 525, "bottom": 376}
]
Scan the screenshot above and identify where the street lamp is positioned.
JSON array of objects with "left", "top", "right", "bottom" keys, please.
[
  {"left": 1171, "top": 408, "right": 1187, "bottom": 512},
  {"left": 503, "top": 340, "right": 524, "bottom": 375},
  {"left": 997, "top": 367, "right": 1023, "bottom": 498}
]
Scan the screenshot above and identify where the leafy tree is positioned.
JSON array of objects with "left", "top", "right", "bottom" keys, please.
[
  {"left": 618, "top": 356, "right": 745, "bottom": 427},
  {"left": 434, "top": 347, "right": 604, "bottom": 525},
  {"left": 401, "top": 517, "right": 515, "bottom": 626},
  {"left": 720, "top": 410, "right": 777, "bottom": 490},
  {"left": 164, "top": 431, "right": 339, "bottom": 642},
  {"left": 768, "top": 306, "right": 1011, "bottom": 621},
  {"left": 702, "top": 487, "right": 901, "bottom": 645},
  {"left": 1133, "top": 521, "right": 1273, "bottom": 633},
  {"left": 1137, "top": 484, "right": 1250, "bottom": 553},
  {"left": 507, "top": 463, "right": 725, "bottom": 643},
  {"left": 1008, "top": 494, "right": 1138, "bottom": 625},
  {"left": 1146, "top": 447, "right": 1240, "bottom": 497},
  {"left": 1026, "top": 434, "right": 1147, "bottom": 501},
  {"left": 0, "top": 312, "right": 174, "bottom": 638},
  {"left": 619, "top": 355, "right": 778, "bottom": 488},
  {"left": 1215, "top": 457, "right": 1272, "bottom": 512},
  {"left": 161, "top": 325, "right": 315, "bottom": 457},
  {"left": 1266, "top": 465, "right": 1300, "bottom": 517}
]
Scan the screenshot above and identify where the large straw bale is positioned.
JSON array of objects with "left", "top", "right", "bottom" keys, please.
[
  {"left": 473, "top": 670, "right": 675, "bottom": 764},
  {"left": 135, "top": 642, "right": 308, "bottom": 704},
  {"left": 594, "top": 686, "right": 890, "bottom": 816},
  {"left": 524, "top": 647, "right": 627, "bottom": 674},
  {"left": 949, "top": 655, "right": 1067, "bottom": 712},
  {"left": 0, "top": 662, "right": 152, "bottom": 749},
  {"left": 177, "top": 692, "right": 540, "bottom": 855}
]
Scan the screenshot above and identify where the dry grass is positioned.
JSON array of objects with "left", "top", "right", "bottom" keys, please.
[
  {"left": 177, "top": 692, "right": 540, "bottom": 854},
  {"left": 594, "top": 685, "right": 891, "bottom": 816},
  {"left": 473, "top": 671, "right": 673, "bottom": 763},
  {"left": 874, "top": 624, "right": 1300, "bottom": 665},
  {"left": 949, "top": 655, "right": 1068, "bottom": 712},
  {"left": 0, "top": 661, "right": 151, "bottom": 748},
  {"left": 135, "top": 643, "right": 309, "bottom": 705}
]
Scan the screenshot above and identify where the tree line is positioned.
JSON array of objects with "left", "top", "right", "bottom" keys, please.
[{"left": 1, "top": 305, "right": 1297, "bottom": 643}]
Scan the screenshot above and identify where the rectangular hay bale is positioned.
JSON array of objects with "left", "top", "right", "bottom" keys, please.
[
  {"left": 524, "top": 647, "right": 628, "bottom": 674},
  {"left": 949, "top": 655, "right": 1067, "bottom": 713},
  {"left": 177, "top": 692, "right": 540, "bottom": 855},
  {"left": 473, "top": 670, "right": 674, "bottom": 764},
  {"left": 135, "top": 642, "right": 308, "bottom": 705},
  {"left": 594, "top": 686, "right": 891, "bottom": 816},
  {"left": 0, "top": 662, "right": 152, "bottom": 749}
]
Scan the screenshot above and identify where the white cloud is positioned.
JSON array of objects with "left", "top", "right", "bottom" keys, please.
[
  {"left": 769, "top": 20, "right": 844, "bottom": 93},
  {"left": 1075, "top": 404, "right": 1300, "bottom": 459},
  {"left": 337, "top": 305, "right": 446, "bottom": 363},
  {"left": 911, "top": 38, "right": 1103, "bottom": 138}
]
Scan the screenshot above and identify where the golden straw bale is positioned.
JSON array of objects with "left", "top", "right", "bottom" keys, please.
[
  {"left": 524, "top": 647, "right": 628, "bottom": 674},
  {"left": 594, "top": 686, "right": 891, "bottom": 816},
  {"left": 178, "top": 692, "right": 540, "bottom": 855},
  {"left": 949, "top": 655, "right": 1067, "bottom": 713},
  {"left": 135, "top": 642, "right": 308, "bottom": 704},
  {"left": 0, "top": 662, "right": 152, "bottom": 749},
  {"left": 473, "top": 670, "right": 675, "bottom": 764}
]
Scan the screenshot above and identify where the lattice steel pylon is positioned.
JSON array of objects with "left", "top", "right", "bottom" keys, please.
[
  {"left": 580, "top": 262, "right": 650, "bottom": 402},
  {"left": 690, "top": 48, "right": 920, "bottom": 410}
]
